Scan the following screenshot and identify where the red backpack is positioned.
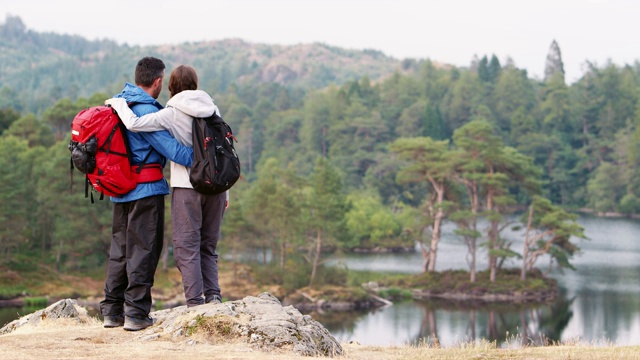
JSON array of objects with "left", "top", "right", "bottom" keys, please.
[{"left": 68, "top": 105, "right": 163, "bottom": 200}]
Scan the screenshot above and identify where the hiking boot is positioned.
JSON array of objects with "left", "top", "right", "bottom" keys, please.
[
  {"left": 206, "top": 295, "right": 222, "bottom": 304},
  {"left": 123, "top": 316, "right": 155, "bottom": 331},
  {"left": 103, "top": 314, "right": 125, "bottom": 328}
]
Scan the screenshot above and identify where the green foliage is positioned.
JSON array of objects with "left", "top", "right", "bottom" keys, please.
[
  {"left": 0, "top": 107, "right": 20, "bottom": 135},
  {"left": 23, "top": 297, "right": 48, "bottom": 307},
  {"left": 423, "top": 103, "right": 446, "bottom": 140},
  {"left": 38, "top": 138, "right": 112, "bottom": 271},
  {"left": 43, "top": 98, "right": 86, "bottom": 141},
  {"left": 377, "top": 287, "right": 413, "bottom": 300},
  {"left": 308, "top": 156, "right": 350, "bottom": 242},
  {"left": 328, "top": 100, "right": 389, "bottom": 188},
  {"left": 492, "top": 66, "right": 536, "bottom": 140},
  {"left": 307, "top": 157, "right": 350, "bottom": 287},
  {"left": 344, "top": 269, "right": 407, "bottom": 287},
  {"left": 544, "top": 40, "right": 565, "bottom": 81},
  {"left": 252, "top": 261, "right": 349, "bottom": 292},
  {"left": 521, "top": 196, "right": 586, "bottom": 273},
  {"left": 490, "top": 247, "right": 522, "bottom": 261},
  {"left": 183, "top": 314, "right": 238, "bottom": 338},
  {"left": 396, "top": 99, "right": 428, "bottom": 138},
  {"left": 441, "top": 70, "right": 484, "bottom": 132},
  {"left": 587, "top": 162, "right": 624, "bottom": 212},
  {"left": 0, "top": 136, "right": 34, "bottom": 256},
  {"left": 619, "top": 194, "right": 640, "bottom": 214},
  {"left": 4, "top": 114, "right": 54, "bottom": 148},
  {"left": 384, "top": 268, "right": 557, "bottom": 295},
  {"left": 344, "top": 191, "right": 403, "bottom": 249}
]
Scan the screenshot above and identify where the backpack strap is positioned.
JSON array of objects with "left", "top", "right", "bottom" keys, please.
[
  {"left": 119, "top": 104, "right": 165, "bottom": 185},
  {"left": 132, "top": 163, "right": 164, "bottom": 183},
  {"left": 69, "top": 157, "right": 75, "bottom": 192},
  {"left": 86, "top": 176, "right": 96, "bottom": 204},
  {"left": 125, "top": 100, "right": 165, "bottom": 185},
  {"left": 131, "top": 149, "right": 164, "bottom": 183}
]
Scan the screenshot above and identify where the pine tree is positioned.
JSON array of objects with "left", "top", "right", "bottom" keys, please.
[
  {"left": 477, "top": 55, "right": 490, "bottom": 82},
  {"left": 544, "top": 40, "right": 565, "bottom": 81},
  {"left": 307, "top": 157, "right": 348, "bottom": 288},
  {"left": 390, "top": 137, "right": 454, "bottom": 272},
  {"left": 0, "top": 107, "right": 20, "bottom": 135},
  {"left": 488, "top": 55, "right": 502, "bottom": 83},
  {"left": 521, "top": 196, "right": 585, "bottom": 279},
  {"left": 0, "top": 136, "right": 32, "bottom": 257}
]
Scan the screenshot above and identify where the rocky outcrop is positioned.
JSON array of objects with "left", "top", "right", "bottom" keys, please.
[
  {"left": 0, "top": 293, "right": 343, "bottom": 357},
  {"left": 0, "top": 298, "right": 92, "bottom": 334}
]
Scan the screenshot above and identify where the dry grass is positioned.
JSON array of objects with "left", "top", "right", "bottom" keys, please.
[
  {"left": 0, "top": 318, "right": 638, "bottom": 360},
  {"left": 182, "top": 313, "right": 242, "bottom": 341},
  {"left": 391, "top": 340, "right": 640, "bottom": 360}
]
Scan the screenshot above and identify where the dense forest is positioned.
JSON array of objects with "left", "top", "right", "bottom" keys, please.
[{"left": 1, "top": 15, "right": 638, "bottom": 290}]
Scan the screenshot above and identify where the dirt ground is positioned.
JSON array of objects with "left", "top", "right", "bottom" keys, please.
[
  {"left": 2, "top": 319, "right": 640, "bottom": 360},
  {"left": 0, "top": 319, "right": 402, "bottom": 360}
]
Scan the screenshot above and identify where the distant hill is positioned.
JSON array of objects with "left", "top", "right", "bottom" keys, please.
[{"left": 0, "top": 15, "right": 432, "bottom": 114}]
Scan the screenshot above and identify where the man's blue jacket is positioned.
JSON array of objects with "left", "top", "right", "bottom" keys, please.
[{"left": 110, "top": 82, "right": 193, "bottom": 202}]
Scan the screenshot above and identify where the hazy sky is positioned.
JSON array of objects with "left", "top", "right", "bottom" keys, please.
[{"left": 1, "top": 0, "right": 636, "bottom": 83}]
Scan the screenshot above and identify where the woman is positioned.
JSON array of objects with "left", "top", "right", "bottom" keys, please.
[{"left": 106, "top": 65, "right": 226, "bottom": 307}]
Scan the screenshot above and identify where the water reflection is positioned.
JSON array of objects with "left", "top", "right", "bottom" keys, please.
[
  {"left": 0, "top": 306, "right": 45, "bottom": 328},
  {"left": 562, "top": 290, "right": 640, "bottom": 345},
  {"left": 311, "top": 295, "right": 575, "bottom": 347}
]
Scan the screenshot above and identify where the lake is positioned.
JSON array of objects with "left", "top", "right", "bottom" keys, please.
[
  {"left": 318, "top": 214, "right": 640, "bottom": 346},
  {"left": 2, "top": 215, "right": 639, "bottom": 347}
]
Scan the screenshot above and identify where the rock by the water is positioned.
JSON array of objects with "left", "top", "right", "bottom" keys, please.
[
  {"left": 0, "top": 299, "right": 91, "bottom": 334},
  {"left": 147, "top": 292, "right": 343, "bottom": 356}
]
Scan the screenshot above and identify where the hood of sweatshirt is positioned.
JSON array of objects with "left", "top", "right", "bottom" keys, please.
[
  {"left": 114, "top": 82, "right": 164, "bottom": 109},
  {"left": 166, "top": 90, "right": 218, "bottom": 118}
]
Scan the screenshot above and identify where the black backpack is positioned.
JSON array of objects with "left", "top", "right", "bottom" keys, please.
[{"left": 189, "top": 113, "right": 241, "bottom": 194}]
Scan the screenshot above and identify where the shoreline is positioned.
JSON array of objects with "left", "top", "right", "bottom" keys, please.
[
  {"left": 412, "top": 288, "right": 556, "bottom": 304},
  {"left": 576, "top": 207, "right": 640, "bottom": 219},
  {"left": 0, "top": 298, "right": 24, "bottom": 307}
]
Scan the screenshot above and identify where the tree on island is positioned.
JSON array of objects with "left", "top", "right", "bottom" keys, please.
[
  {"left": 521, "top": 195, "right": 586, "bottom": 280},
  {"left": 391, "top": 137, "right": 454, "bottom": 272}
]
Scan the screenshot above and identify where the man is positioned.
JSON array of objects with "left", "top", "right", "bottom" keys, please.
[{"left": 99, "top": 57, "right": 193, "bottom": 331}]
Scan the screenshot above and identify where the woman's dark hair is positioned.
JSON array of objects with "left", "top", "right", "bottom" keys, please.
[
  {"left": 135, "top": 57, "right": 165, "bottom": 87},
  {"left": 168, "top": 65, "right": 198, "bottom": 97}
]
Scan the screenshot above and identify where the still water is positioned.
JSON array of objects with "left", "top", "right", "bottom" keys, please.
[{"left": 319, "top": 215, "right": 640, "bottom": 346}]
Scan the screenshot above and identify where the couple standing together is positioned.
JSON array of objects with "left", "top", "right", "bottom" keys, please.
[{"left": 99, "top": 57, "right": 227, "bottom": 331}]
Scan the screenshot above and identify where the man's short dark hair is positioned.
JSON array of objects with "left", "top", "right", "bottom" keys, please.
[{"left": 135, "top": 57, "right": 165, "bottom": 87}]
